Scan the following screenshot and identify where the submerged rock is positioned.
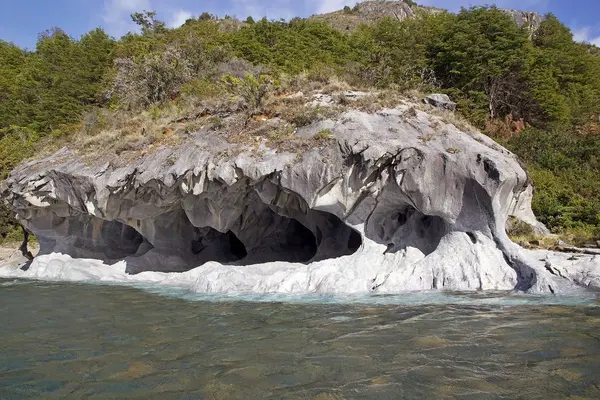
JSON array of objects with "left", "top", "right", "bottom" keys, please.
[{"left": 1, "top": 102, "right": 598, "bottom": 294}]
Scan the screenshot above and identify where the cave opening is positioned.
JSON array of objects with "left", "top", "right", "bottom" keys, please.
[
  {"left": 367, "top": 204, "right": 448, "bottom": 256},
  {"left": 102, "top": 220, "right": 147, "bottom": 259},
  {"left": 30, "top": 191, "right": 364, "bottom": 274},
  {"left": 239, "top": 217, "right": 319, "bottom": 265},
  {"left": 27, "top": 212, "right": 150, "bottom": 262}
]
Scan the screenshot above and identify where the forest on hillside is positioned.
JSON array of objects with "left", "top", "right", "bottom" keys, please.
[{"left": 1, "top": 5, "right": 599, "bottom": 243}]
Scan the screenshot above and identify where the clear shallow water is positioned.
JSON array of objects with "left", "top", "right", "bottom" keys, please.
[{"left": 1, "top": 279, "right": 600, "bottom": 399}]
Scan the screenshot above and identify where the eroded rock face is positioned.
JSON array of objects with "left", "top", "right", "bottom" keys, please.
[
  {"left": 501, "top": 9, "right": 544, "bottom": 37},
  {"left": 2, "top": 104, "right": 599, "bottom": 294}
]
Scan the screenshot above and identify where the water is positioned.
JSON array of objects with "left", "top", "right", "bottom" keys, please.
[{"left": 1, "top": 279, "right": 600, "bottom": 399}]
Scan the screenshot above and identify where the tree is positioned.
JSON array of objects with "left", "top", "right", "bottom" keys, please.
[
  {"left": 33, "top": 28, "right": 86, "bottom": 130},
  {"left": 198, "top": 12, "right": 215, "bottom": 21},
  {"left": 221, "top": 72, "right": 274, "bottom": 115},
  {"left": 0, "top": 41, "right": 31, "bottom": 128},
  {"left": 131, "top": 11, "right": 166, "bottom": 36},
  {"left": 78, "top": 28, "right": 116, "bottom": 105},
  {"left": 365, "top": 12, "right": 451, "bottom": 88},
  {"left": 430, "top": 7, "right": 530, "bottom": 124},
  {"left": 110, "top": 45, "right": 192, "bottom": 109},
  {"left": 526, "top": 15, "right": 600, "bottom": 127}
]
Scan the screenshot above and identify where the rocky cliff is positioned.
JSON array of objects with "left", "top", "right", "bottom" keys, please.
[
  {"left": 311, "top": 1, "right": 544, "bottom": 33},
  {"left": 2, "top": 94, "right": 598, "bottom": 295}
]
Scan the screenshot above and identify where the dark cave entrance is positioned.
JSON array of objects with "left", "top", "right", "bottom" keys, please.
[
  {"left": 130, "top": 204, "right": 362, "bottom": 273},
  {"left": 368, "top": 204, "right": 448, "bottom": 256},
  {"left": 31, "top": 191, "right": 363, "bottom": 274},
  {"left": 27, "top": 213, "right": 150, "bottom": 261}
]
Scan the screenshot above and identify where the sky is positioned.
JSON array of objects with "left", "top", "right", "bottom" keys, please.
[{"left": 0, "top": 0, "right": 599, "bottom": 49}]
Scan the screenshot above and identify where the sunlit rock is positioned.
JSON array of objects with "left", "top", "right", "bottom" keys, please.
[{"left": 2, "top": 103, "right": 599, "bottom": 294}]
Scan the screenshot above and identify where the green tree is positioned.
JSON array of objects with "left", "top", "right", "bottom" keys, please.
[
  {"left": 131, "top": 11, "right": 166, "bottom": 36},
  {"left": 0, "top": 41, "right": 33, "bottom": 128},
  {"left": 78, "top": 28, "right": 116, "bottom": 105},
  {"left": 363, "top": 11, "right": 451, "bottom": 88},
  {"left": 430, "top": 7, "right": 531, "bottom": 124},
  {"left": 527, "top": 15, "right": 600, "bottom": 127}
]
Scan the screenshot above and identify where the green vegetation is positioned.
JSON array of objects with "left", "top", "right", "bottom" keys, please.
[{"left": 0, "top": 6, "right": 599, "bottom": 243}]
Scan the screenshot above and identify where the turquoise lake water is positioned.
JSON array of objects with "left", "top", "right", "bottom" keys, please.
[{"left": 1, "top": 279, "right": 600, "bottom": 399}]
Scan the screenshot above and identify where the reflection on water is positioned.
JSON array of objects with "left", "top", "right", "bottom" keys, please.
[{"left": 1, "top": 279, "right": 600, "bottom": 399}]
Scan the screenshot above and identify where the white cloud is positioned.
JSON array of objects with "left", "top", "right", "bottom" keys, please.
[
  {"left": 167, "top": 10, "right": 193, "bottom": 28},
  {"left": 102, "top": 0, "right": 151, "bottom": 36},
  {"left": 573, "top": 27, "right": 600, "bottom": 46}
]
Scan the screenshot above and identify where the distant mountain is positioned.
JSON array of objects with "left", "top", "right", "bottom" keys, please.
[{"left": 310, "top": 1, "right": 544, "bottom": 34}]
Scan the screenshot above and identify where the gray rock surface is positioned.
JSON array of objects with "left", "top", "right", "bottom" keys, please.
[
  {"left": 312, "top": 1, "right": 545, "bottom": 37},
  {"left": 424, "top": 94, "right": 457, "bottom": 111},
  {"left": 2, "top": 102, "right": 598, "bottom": 294},
  {"left": 501, "top": 9, "right": 544, "bottom": 37}
]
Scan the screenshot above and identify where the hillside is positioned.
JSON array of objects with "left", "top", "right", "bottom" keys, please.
[
  {"left": 310, "top": 1, "right": 543, "bottom": 33},
  {"left": 310, "top": 0, "right": 431, "bottom": 31},
  {"left": 0, "top": 2, "right": 599, "bottom": 246}
]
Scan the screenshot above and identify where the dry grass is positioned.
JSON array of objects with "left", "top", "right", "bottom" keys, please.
[
  {"left": 71, "top": 104, "right": 191, "bottom": 161},
  {"left": 554, "top": 227, "right": 600, "bottom": 248},
  {"left": 53, "top": 75, "right": 375, "bottom": 162},
  {"left": 351, "top": 89, "right": 416, "bottom": 113},
  {"left": 505, "top": 216, "right": 598, "bottom": 249},
  {"left": 320, "top": 76, "right": 351, "bottom": 94},
  {"left": 31, "top": 77, "right": 460, "bottom": 168},
  {"left": 509, "top": 227, "right": 597, "bottom": 250},
  {"left": 426, "top": 107, "right": 477, "bottom": 132},
  {"left": 47, "top": 95, "right": 242, "bottom": 162},
  {"left": 277, "top": 72, "right": 327, "bottom": 95},
  {"left": 225, "top": 116, "right": 335, "bottom": 156},
  {"left": 510, "top": 233, "right": 557, "bottom": 249}
]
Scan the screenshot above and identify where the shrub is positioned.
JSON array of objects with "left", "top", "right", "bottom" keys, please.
[
  {"left": 0, "top": 203, "right": 21, "bottom": 244},
  {"left": 284, "top": 105, "right": 321, "bottom": 127},
  {"left": 307, "top": 64, "right": 336, "bottom": 84},
  {"left": 314, "top": 129, "right": 334, "bottom": 141},
  {"left": 506, "top": 216, "right": 535, "bottom": 237},
  {"left": 81, "top": 109, "right": 108, "bottom": 136},
  {"left": 216, "top": 57, "right": 264, "bottom": 79},
  {"left": 221, "top": 73, "right": 274, "bottom": 115},
  {"left": 109, "top": 45, "right": 192, "bottom": 109},
  {"left": 0, "top": 126, "right": 39, "bottom": 179},
  {"left": 179, "top": 78, "right": 222, "bottom": 100}
]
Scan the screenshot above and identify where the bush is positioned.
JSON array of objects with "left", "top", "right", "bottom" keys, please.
[
  {"left": 221, "top": 73, "right": 275, "bottom": 115},
  {"left": 0, "top": 203, "right": 21, "bottom": 244},
  {"left": 0, "top": 126, "right": 39, "bottom": 179},
  {"left": 216, "top": 58, "right": 265, "bottom": 79},
  {"left": 109, "top": 45, "right": 192, "bottom": 109},
  {"left": 179, "top": 78, "right": 222, "bottom": 100},
  {"left": 506, "top": 216, "right": 535, "bottom": 237},
  {"left": 503, "top": 128, "right": 600, "bottom": 234}
]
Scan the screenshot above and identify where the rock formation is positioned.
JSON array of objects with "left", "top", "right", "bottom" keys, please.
[
  {"left": 1, "top": 98, "right": 598, "bottom": 295},
  {"left": 311, "top": 1, "right": 544, "bottom": 34},
  {"left": 501, "top": 9, "right": 544, "bottom": 38},
  {"left": 425, "top": 94, "right": 456, "bottom": 111}
]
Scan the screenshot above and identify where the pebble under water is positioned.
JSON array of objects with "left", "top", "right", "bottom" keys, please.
[{"left": 1, "top": 279, "right": 600, "bottom": 399}]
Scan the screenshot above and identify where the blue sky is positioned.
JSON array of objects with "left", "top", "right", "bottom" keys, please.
[{"left": 0, "top": 0, "right": 599, "bottom": 49}]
